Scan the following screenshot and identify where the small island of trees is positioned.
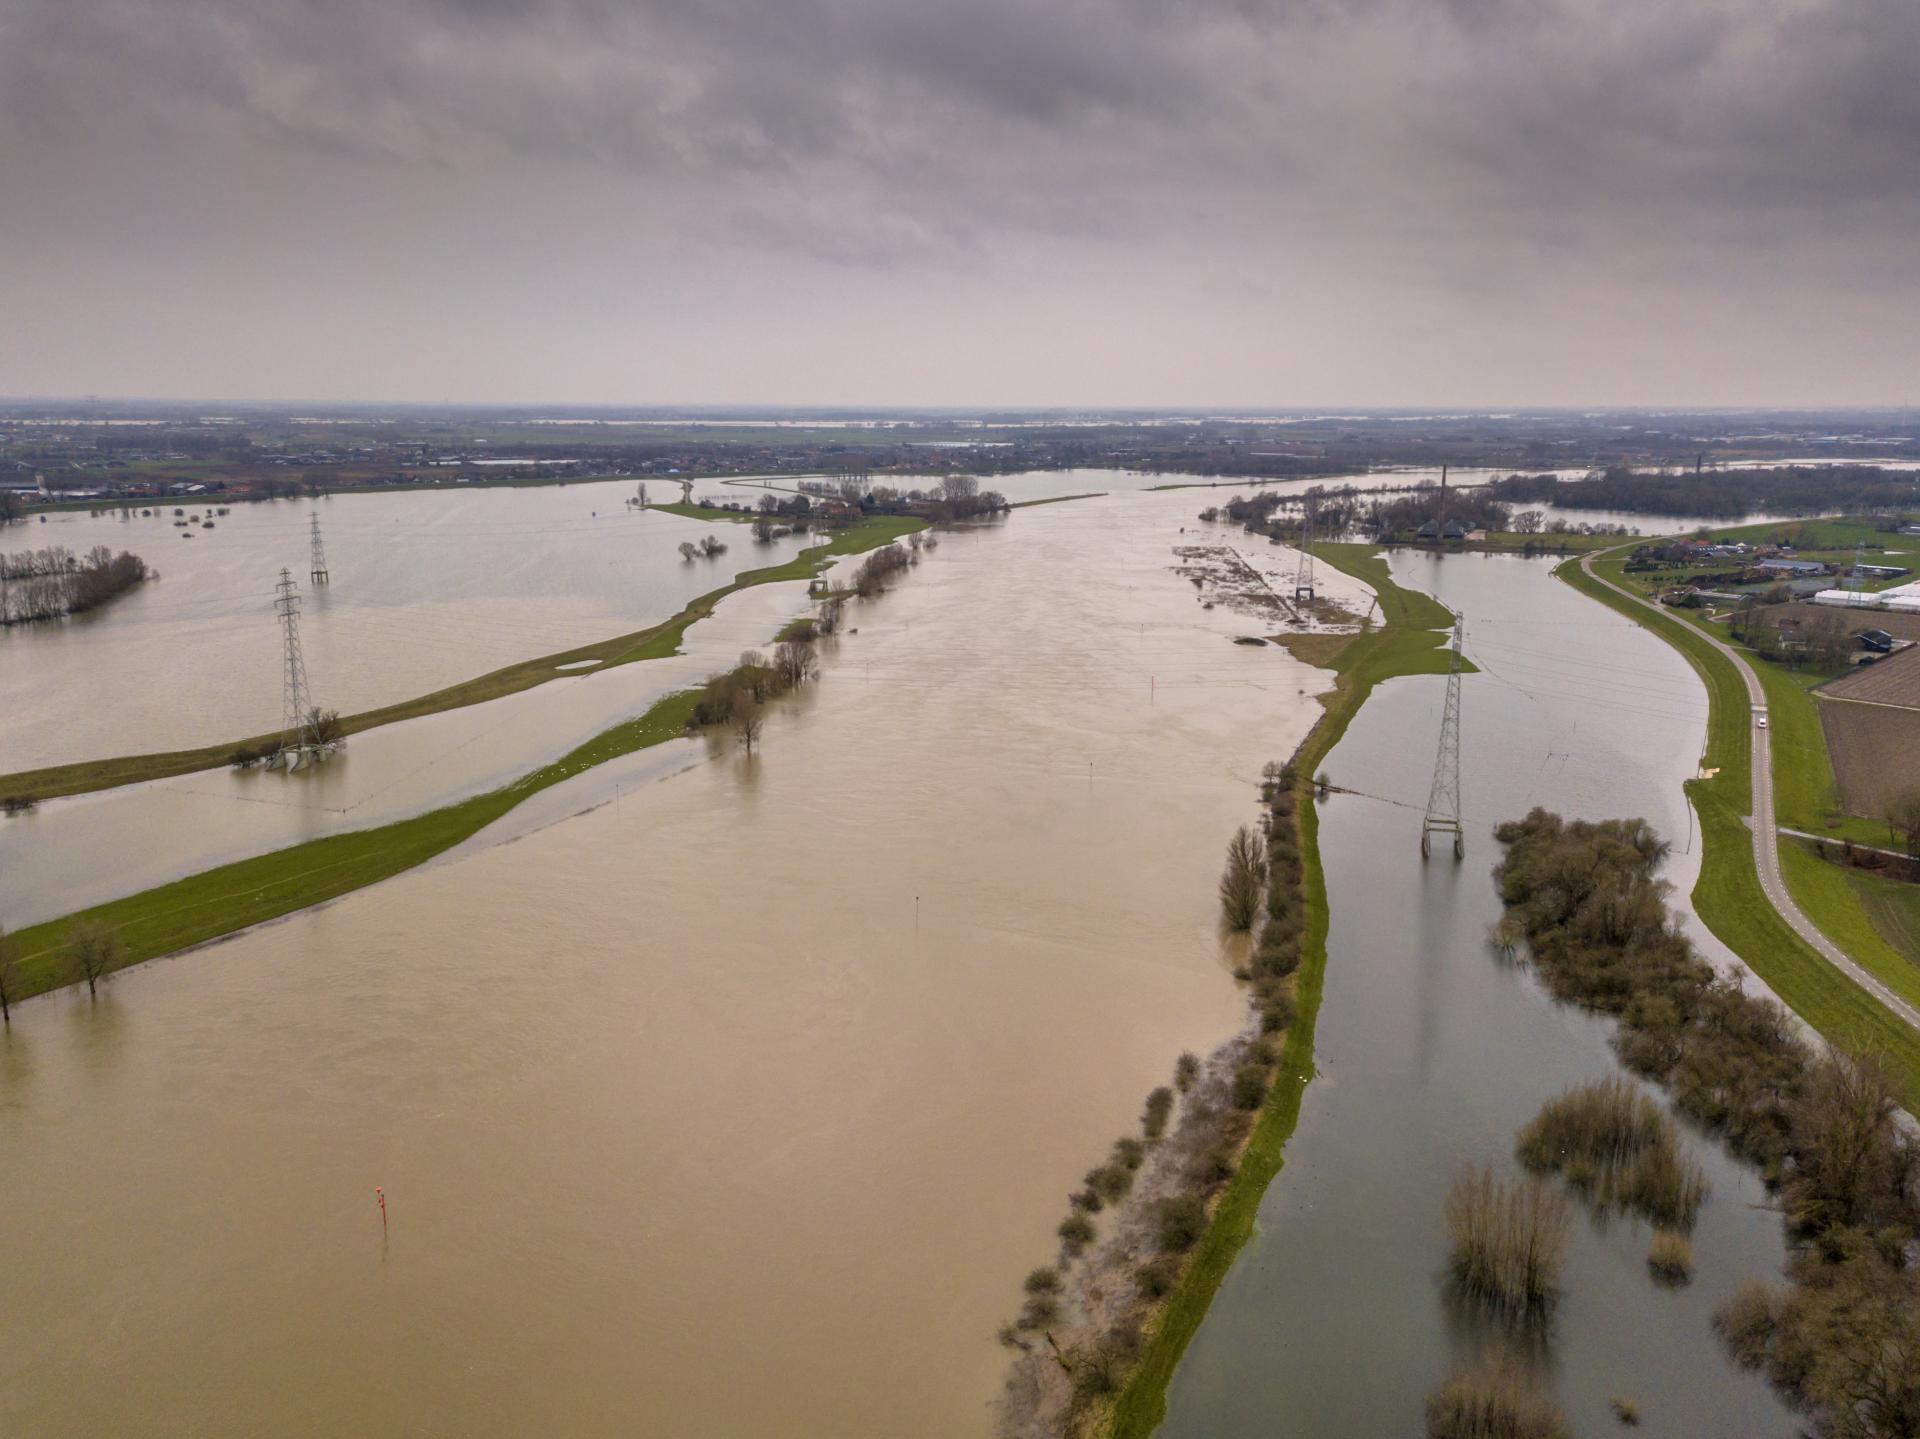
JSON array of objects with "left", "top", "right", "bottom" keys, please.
[{"left": 0, "top": 544, "right": 154, "bottom": 624}]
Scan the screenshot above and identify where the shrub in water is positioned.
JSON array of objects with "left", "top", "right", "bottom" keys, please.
[
  {"left": 1444, "top": 1165, "right": 1570, "bottom": 1313},
  {"left": 1425, "top": 1354, "right": 1570, "bottom": 1439},
  {"left": 1647, "top": 1230, "right": 1693, "bottom": 1285},
  {"left": 1143, "top": 1086, "right": 1175, "bottom": 1140}
]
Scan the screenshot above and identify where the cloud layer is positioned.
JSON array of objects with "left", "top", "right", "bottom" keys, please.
[{"left": 3, "top": 0, "right": 1917, "bottom": 403}]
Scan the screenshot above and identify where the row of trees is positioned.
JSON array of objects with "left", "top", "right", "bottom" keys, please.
[
  {"left": 1489, "top": 465, "right": 1920, "bottom": 520},
  {"left": 687, "top": 639, "right": 821, "bottom": 754},
  {"left": 0, "top": 544, "right": 151, "bottom": 623}
]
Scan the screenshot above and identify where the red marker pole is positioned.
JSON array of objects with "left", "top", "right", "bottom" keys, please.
[{"left": 375, "top": 1187, "right": 387, "bottom": 1235}]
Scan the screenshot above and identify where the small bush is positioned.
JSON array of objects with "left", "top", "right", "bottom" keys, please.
[
  {"left": 1444, "top": 1166, "right": 1569, "bottom": 1312},
  {"left": 1232, "top": 1064, "right": 1269, "bottom": 1110},
  {"left": 1711, "top": 1281, "right": 1778, "bottom": 1370},
  {"left": 1157, "top": 1195, "right": 1208, "bottom": 1253},
  {"left": 1018, "top": 1294, "right": 1060, "bottom": 1330},
  {"left": 1111, "top": 1137, "right": 1146, "bottom": 1171},
  {"left": 1086, "top": 1165, "right": 1133, "bottom": 1204},
  {"left": 1425, "top": 1355, "right": 1570, "bottom": 1439},
  {"left": 1609, "top": 1397, "right": 1640, "bottom": 1426},
  {"left": 1515, "top": 1079, "right": 1707, "bottom": 1229},
  {"left": 1260, "top": 997, "right": 1295, "bottom": 1034},
  {"left": 1143, "top": 1086, "right": 1175, "bottom": 1140},
  {"left": 1136, "top": 1257, "right": 1180, "bottom": 1299},
  {"left": 1058, "top": 1213, "right": 1096, "bottom": 1252},
  {"left": 1647, "top": 1230, "right": 1693, "bottom": 1285},
  {"left": 1174, "top": 1051, "right": 1200, "bottom": 1092},
  {"left": 1023, "top": 1266, "right": 1060, "bottom": 1296},
  {"left": 1069, "top": 1188, "right": 1103, "bottom": 1214}
]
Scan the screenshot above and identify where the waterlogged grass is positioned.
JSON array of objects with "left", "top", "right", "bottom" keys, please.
[
  {"left": 7, "top": 691, "right": 701, "bottom": 1003},
  {"left": 1557, "top": 551, "right": 1920, "bottom": 1102},
  {"left": 1106, "top": 542, "right": 1456, "bottom": 1439},
  {"left": 0, "top": 515, "right": 922, "bottom": 804}
]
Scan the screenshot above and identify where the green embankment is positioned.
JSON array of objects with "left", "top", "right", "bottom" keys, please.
[
  {"left": 1557, "top": 554, "right": 1920, "bottom": 1100},
  {"left": 1844, "top": 866, "right": 1920, "bottom": 969},
  {"left": 637, "top": 501, "right": 761, "bottom": 523},
  {"left": 6, "top": 692, "right": 699, "bottom": 1001},
  {"left": 1106, "top": 542, "right": 1457, "bottom": 1439},
  {"left": 0, "top": 517, "right": 921, "bottom": 805}
]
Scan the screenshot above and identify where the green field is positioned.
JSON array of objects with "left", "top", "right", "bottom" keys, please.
[
  {"left": 0, "top": 515, "right": 922, "bottom": 805},
  {"left": 1106, "top": 542, "right": 1459, "bottom": 1439},
  {"left": 1558, "top": 550, "right": 1920, "bottom": 1101}
]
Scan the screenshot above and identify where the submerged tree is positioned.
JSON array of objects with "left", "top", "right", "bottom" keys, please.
[
  {"left": 1218, "top": 825, "right": 1267, "bottom": 931},
  {"left": 0, "top": 925, "right": 19, "bottom": 1023},
  {"left": 731, "top": 698, "right": 765, "bottom": 756}
]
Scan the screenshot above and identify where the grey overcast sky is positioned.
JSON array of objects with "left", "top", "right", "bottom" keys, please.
[{"left": 2, "top": 0, "right": 1916, "bottom": 408}]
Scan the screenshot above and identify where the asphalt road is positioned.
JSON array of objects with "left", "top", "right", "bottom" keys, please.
[{"left": 1579, "top": 550, "right": 1920, "bottom": 1032}]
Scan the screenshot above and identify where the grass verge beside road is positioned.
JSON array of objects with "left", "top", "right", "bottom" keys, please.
[
  {"left": 1558, "top": 551, "right": 1920, "bottom": 1102},
  {"left": 1106, "top": 542, "right": 1456, "bottom": 1439},
  {"left": 0, "top": 516, "right": 922, "bottom": 805}
]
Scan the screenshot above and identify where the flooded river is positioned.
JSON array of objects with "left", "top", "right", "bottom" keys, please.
[
  {"left": 0, "top": 491, "right": 1345, "bottom": 1437},
  {"left": 1157, "top": 550, "right": 1795, "bottom": 1437}
]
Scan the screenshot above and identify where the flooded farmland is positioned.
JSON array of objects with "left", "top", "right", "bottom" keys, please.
[
  {"left": 1157, "top": 550, "right": 1796, "bottom": 1438},
  {"left": 0, "top": 491, "right": 1344, "bottom": 1437},
  {"left": 0, "top": 491, "right": 1813, "bottom": 1439}
]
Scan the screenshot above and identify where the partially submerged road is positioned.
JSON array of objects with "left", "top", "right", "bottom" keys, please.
[{"left": 1579, "top": 549, "right": 1920, "bottom": 1033}]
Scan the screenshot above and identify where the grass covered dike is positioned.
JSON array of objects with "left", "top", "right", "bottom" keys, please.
[
  {"left": 0, "top": 515, "right": 923, "bottom": 805},
  {"left": 1557, "top": 551, "right": 1920, "bottom": 1100},
  {"left": 3, "top": 519, "right": 925, "bottom": 1003},
  {"left": 1076, "top": 543, "right": 1460, "bottom": 1439}
]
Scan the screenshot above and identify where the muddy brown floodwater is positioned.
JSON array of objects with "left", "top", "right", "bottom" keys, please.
[{"left": 0, "top": 492, "right": 1353, "bottom": 1437}]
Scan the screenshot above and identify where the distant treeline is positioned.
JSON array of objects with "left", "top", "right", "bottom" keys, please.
[
  {"left": 1489, "top": 464, "right": 1920, "bottom": 520},
  {"left": 0, "top": 544, "right": 151, "bottom": 624}
]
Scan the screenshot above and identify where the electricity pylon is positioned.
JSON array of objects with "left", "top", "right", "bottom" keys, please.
[
  {"left": 1848, "top": 540, "right": 1867, "bottom": 606},
  {"left": 308, "top": 510, "right": 330, "bottom": 585},
  {"left": 1293, "top": 506, "right": 1316, "bottom": 600},
  {"left": 1421, "top": 611, "right": 1465, "bottom": 860},
  {"left": 274, "top": 568, "right": 316, "bottom": 763}
]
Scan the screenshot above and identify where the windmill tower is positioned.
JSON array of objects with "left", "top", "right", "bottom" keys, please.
[{"left": 1421, "top": 611, "right": 1465, "bottom": 859}]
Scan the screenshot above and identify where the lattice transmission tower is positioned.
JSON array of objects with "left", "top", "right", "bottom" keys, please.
[
  {"left": 1421, "top": 610, "right": 1465, "bottom": 859},
  {"left": 308, "top": 510, "right": 330, "bottom": 585},
  {"left": 1847, "top": 539, "right": 1868, "bottom": 606},
  {"left": 1293, "top": 503, "right": 1316, "bottom": 601},
  {"left": 274, "top": 568, "right": 316, "bottom": 761}
]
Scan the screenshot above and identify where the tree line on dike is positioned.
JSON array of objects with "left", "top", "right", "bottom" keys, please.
[{"left": 997, "top": 759, "right": 1311, "bottom": 1434}]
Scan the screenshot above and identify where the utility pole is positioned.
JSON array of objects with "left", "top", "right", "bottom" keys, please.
[
  {"left": 274, "top": 568, "right": 315, "bottom": 765},
  {"left": 1421, "top": 611, "right": 1465, "bottom": 860},
  {"left": 308, "top": 510, "right": 329, "bottom": 585}
]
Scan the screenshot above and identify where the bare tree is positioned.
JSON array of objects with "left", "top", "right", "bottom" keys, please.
[
  {"left": 774, "top": 639, "right": 817, "bottom": 689},
  {"left": 1888, "top": 790, "right": 1920, "bottom": 859},
  {"left": 731, "top": 699, "right": 764, "bottom": 755},
  {"left": 0, "top": 925, "right": 20, "bottom": 1023},
  {"left": 68, "top": 919, "right": 121, "bottom": 998},
  {"left": 1218, "top": 825, "right": 1267, "bottom": 931},
  {"left": 306, "top": 707, "right": 344, "bottom": 746},
  {"left": 678, "top": 541, "right": 699, "bottom": 562}
]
